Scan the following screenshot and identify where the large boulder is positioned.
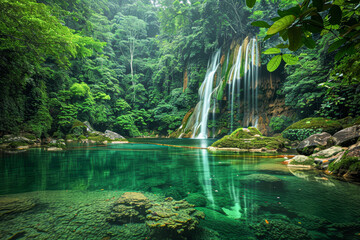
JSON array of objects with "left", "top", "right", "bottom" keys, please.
[
  {"left": 104, "top": 130, "right": 125, "bottom": 140},
  {"left": 332, "top": 125, "right": 360, "bottom": 146},
  {"left": 296, "top": 132, "right": 332, "bottom": 155}
]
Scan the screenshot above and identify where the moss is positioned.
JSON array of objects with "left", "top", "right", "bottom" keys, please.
[
  {"left": 284, "top": 117, "right": 342, "bottom": 134},
  {"left": 230, "top": 127, "right": 262, "bottom": 138},
  {"left": 212, "top": 129, "right": 284, "bottom": 150},
  {"left": 8, "top": 141, "right": 29, "bottom": 148},
  {"left": 22, "top": 133, "right": 36, "bottom": 140},
  {"left": 328, "top": 156, "right": 360, "bottom": 173},
  {"left": 66, "top": 134, "right": 76, "bottom": 140},
  {"left": 47, "top": 143, "right": 66, "bottom": 149},
  {"left": 87, "top": 134, "right": 112, "bottom": 142}
]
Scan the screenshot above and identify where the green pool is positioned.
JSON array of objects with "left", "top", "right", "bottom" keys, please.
[{"left": 0, "top": 139, "right": 359, "bottom": 239}]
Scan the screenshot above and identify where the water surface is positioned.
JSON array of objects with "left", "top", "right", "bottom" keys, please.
[{"left": 0, "top": 139, "right": 359, "bottom": 239}]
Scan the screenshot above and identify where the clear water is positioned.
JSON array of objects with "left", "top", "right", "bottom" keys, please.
[{"left": 0, "top": 139, "right": 360, "bottom": 239}]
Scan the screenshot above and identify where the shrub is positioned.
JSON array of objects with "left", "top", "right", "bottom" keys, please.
[
  {"left": 282, "top": 128, "right": 323, "bottom": 141},
  {"left": 269, "top": 116, "right": 292, "bottom": 133}
]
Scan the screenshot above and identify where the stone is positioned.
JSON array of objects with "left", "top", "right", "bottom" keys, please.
[
  {"left": 292, "top": 155, "right": 311, "bottom": 163},
  {"left": 347, "top": 142, "right": 360, "bottom": 157},
  {"left": 332, "top": 125, "right": 360, "bottom": 146},
  {"left": 104, "top": 130, "right": 125, "bottom": 140},
  {"left": 47, "top": 147, "right": 63, "bottom": 151},
  {"left": 296, "top": 132, "right": 332, "bottom": 155},
  {"left": 312, "top": 146, "right": 344, "bottom": 158}
]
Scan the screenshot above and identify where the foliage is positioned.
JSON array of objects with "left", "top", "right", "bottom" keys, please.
[
  {"left": 282, "top": 128, "right": 323, "bottom": 141},
  {"left": 249, "top": 0, "right": 360, "bottom": 72},
  {"left": 269, "top": 116, "right": 293, "bottom": 133},
  {"left": 284, "top": 117, "right": 342, "bottom": 134}
]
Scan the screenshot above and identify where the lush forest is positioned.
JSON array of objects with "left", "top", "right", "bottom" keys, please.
[{"left": 0, "top": 0, "right": 359, "bottom": 139}]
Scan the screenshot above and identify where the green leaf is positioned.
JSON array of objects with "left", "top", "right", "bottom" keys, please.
[
  {"left": 251, "top": 21, "right": 270, "bottom": 28},
  {"left": 246, "top": 0, "right": 256, "bottom": 8},
  {"left": 267, "top": 15, "right": 297, "bottom": 35},
  {"left": 282, "top": 54, "right": 299, "bottom": 65},
  {"left": 263, "top": 48, "right": 281, "bottom": 54},
  {"left": 267, "top": 55, "right": 282, "bottom": 72},
  {"left": 307, "top": 14, "right": 324, "bottom": 33},
  {"left": 312, "top": 0, "right": 324, "bottom": 11},
  {"left": 303, "top": 36, "right": 316, "bottom": 49},
  {"left": 288, "top": 27, "right": 303, "bottom": 51},
  {"left": 329, "top": 5, "right": 342, "bottom": 25},
  {"left": 276, "top": 43, "right": 289, "bottom": 48},
  {"left": 278, "top": 6, "right": 301, "bottom": 17},
  {"left": 328, "top": 38, "right": 346, "bottom": 52}
]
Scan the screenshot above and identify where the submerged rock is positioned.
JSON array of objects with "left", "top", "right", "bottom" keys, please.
[
  {"left": 296, "top": 132, "right": 332, "bottom": 155},
  {"left": 332, "top": 125, "right": 360, "bottom": 146},
  {"left": 146, "top": 198, "right": 204, "bottom": 235},
  {"left": 108, "top": 192, "right": 204, "bottom": 236},
  {"left": 250, "top": 219, "right": 311, "bottom": 240},
  {"left": 108, "top": 192, "right": 151, "bottom": 224},
  {"left": 0, "top": 197, "right": 36, "bottom": 219}
]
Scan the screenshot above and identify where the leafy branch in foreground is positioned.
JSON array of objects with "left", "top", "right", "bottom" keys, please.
[{"left": 248, "top": 0, "right": 360, "bottom": 72}]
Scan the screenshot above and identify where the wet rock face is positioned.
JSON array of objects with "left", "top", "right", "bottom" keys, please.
[
  {"left": 0, "top": 197, "right": 36, "bottom": 219},
  {"left": 296, "top": 132, "right": 332, "bottom": 155},
  {"left": 107, "top": 192, "right": 151, "bottom": 224},
  {"left": 333, "top": 125, "right": 360, "bottom": 146}
]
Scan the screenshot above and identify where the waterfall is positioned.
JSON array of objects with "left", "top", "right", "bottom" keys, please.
[
  {"left": 192, "top": 49, "right": 221, "bottom": 139},
  {"left": 184, "top": 37, "right": 260, "bottom": 139}
]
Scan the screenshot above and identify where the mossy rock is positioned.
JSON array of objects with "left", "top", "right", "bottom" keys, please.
[
  {"left": 328, "top": 156, "right": 360, "bottom": 174},
  {"left": 284, "top": 118, "right": 342, "bottom": 135},
  {"left": 230, "top": 127, "right": 262, "bottom": 138},
  {"left": 186, "top": 193, "right": 207, "bottom": 207},
  {"left": 8, "top": 141, "right": 29, "bottom": 149},
  {"left": 211, "top": 128, "right": 284, "bottom": 151}
]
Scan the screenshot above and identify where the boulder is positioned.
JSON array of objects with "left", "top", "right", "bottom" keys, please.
[
  {"left": 312, "top": 146, "right": 344, "bottom": 158},
  {"left": 332, "top": 125, "right": 360, "bottom": 146},
  {"left": 104, "top": 130, "right": 125, "bottom": 140},
  {"left": 347, "top": 142, "right": 360, "bottom": 158},
  {"left": 292, "top": 155, "right": 311, "bottom": 163},
  {"left": 296, "top": 132, "right": 332, "bottom": 155}
]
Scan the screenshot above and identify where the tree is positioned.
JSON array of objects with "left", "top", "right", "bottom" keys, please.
[{"left": 112, "top": 14, "right": 147, "bottom": 103}]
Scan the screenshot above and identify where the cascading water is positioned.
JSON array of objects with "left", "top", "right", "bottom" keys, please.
[
  {"left": 191, "top": 49, "right": 221, "bottom": 139},
  {"left": 181, "top": 37, "right": 260, "bottom": 139}
]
